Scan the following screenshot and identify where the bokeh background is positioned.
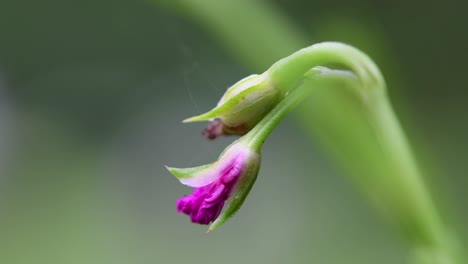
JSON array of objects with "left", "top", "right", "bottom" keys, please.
[{"left": 0, "top": 0, "right": 466, "bottom": 263}]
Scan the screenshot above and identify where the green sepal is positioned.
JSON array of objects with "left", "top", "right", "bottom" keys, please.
[
  {"left": 208, "top": 153, "right": 261, "bottom": 232},
  {"left": 166, "top": 162, "right": 222, "bottom": 188},
  {"left": 182, "top": 108, "right": 221, "bottom": 123},
  {"left": 182, "top": 86, "right": 268, "bottom": 124},
  {"left": 165, "top": 164, "right": 213, "bottom": 180},
  {"left": 182, "top": 72, "right": 283, "bottom": 131}
]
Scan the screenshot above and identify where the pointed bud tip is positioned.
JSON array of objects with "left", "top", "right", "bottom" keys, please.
[
  {"left": 182, "top": 116, "right": 203, "bottom": 123},
  {"left": 165, "top": 165, "right": 179, "bottom": 176},
  {"left": 183, "top": 108, "right": 221, "bottom": 123}
]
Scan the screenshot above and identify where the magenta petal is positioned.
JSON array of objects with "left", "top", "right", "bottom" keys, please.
[
  {"left": 176, "top": 155, "right": 246, "bottom": 225},
  {"left": 205, "top": 184, "right": 225, "bottom": 203}
]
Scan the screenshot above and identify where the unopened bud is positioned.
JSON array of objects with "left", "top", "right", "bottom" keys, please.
[{"left": 184, "top": 72, "right": 283, "bottom": 139}]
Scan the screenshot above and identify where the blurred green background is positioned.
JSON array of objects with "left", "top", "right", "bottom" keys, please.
[{"left": 0, "top": 0, "right": 466, "bottom": 263}]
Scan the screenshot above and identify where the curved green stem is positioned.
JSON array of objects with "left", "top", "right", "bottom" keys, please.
[
  {"left": 269, "top": 42, "right": 384, "bottom": 95},
  {"left": 243, "top": 42, "right": 460, "bottom": 263},
  {"left": 242, "top": 67, "right": 360, "bottom": 151}
]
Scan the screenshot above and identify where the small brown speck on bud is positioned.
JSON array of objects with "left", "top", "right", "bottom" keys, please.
[
  {"left": 202, "top": 120, "right": 224, "bottom": 140},
  {"left": 202, "top": 120, "right": 250, "bottom": 140}
]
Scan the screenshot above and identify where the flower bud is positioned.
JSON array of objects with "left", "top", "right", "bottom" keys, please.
[
  {"left": 184, "top": 72, "right": 283, "bottom": 139},
  {"left": 166, "top": 140, "right": 261, "bottom": 231}
]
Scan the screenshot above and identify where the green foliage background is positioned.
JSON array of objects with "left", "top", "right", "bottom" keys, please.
[{"left": 0, "top": 0, "right": 466, "bottom": 263}]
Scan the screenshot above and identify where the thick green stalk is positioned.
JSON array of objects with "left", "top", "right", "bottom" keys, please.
[{"left": 367, "top": 94, "right": 460, "bottom": 263}]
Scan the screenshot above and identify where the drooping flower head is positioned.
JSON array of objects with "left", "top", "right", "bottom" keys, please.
[
  {"left": 183, "top": 72, "right": 283, "bottom": 139},
  {"left": 167, "top": 140, "right": 261, "bottom": 231}
]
